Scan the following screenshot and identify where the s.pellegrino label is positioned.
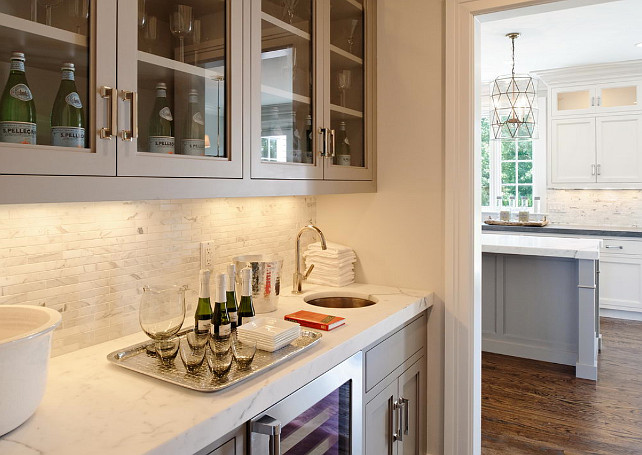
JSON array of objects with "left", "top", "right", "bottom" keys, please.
[
  {"left": 51, "top": 63, "right": 85, "bottom": 148},
  {"left": 0, "top": 53, "right": 37, "bottom": 145},
  {"left": 148, "top": 83, "right": 174, "bottom": 153},
  {"left": 182, "top": 139, "right": 205, "bottom": 156}
]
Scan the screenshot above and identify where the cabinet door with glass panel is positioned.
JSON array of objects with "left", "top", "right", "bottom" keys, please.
[
  {"left": 0, "top": 0, "right": 116, "bottom": 176},
  {"left": 116, "top": 0, "right": 241, "bottom": 178},
  {"left": 250, "top": 0, "right": 374, "bottom": 180}
]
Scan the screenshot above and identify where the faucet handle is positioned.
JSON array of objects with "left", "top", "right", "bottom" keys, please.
[{"left": 304, "top": 264, "right": 315, "bottom": 280}]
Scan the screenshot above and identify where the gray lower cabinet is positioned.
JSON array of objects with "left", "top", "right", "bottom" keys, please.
[
  {"left": 194, "top": 425, "right": 245, "bottom": 455},
  {"left": 364, "top": 313, "right": 427, "bottom": 455}
]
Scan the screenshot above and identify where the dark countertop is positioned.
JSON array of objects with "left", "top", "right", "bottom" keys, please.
[{"left": 482, "top": 223, "right": 642, "bottom": 238}]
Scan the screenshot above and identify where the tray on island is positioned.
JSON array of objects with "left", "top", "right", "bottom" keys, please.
[
  {"left": 106, "top": 328, "right": 322, "bottom": 393},
  {"left": 484, "top": 217, "right": 549, "bottom": 227}
]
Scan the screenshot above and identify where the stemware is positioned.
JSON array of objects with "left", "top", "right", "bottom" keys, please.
[
  {"left": 179, "top": 336, "right": 206, "bottom": 372},
  {"left": 144, "top": 15, "right": 158, "bottom": 53},
  {"left": 206, "top": 344, "right": 233, "bottom": 378},
  {"left": 139, "top": 284, "right": 187, "bottom": 353},
  {"left": 138, "top": 0, "right": 146, "bottom": 29},
  {"left": 337, "top": 69, "right": 352, "bottom": 107},
  {"left": 192, "top": 19, "right": 201, "bottom": 64},
  {"left": 40, "top": 0, "right": 62, "bottom": 27},
  {"left": 169, "top": 5, "right": 193, "bottom": 63},
  {"left": 281, "top": 0, "right": 299, "bottom": 25},
  {"left": 68, "top": 0, "right": 89, "bottom": 34},
  {"left": 347, "top": 19, "right": 359, "bottom": 54},
  {"left": 232, "top": 338, "right": 256, "bottom": 370},
  {"left": 156, "top": 337, "right": 180, "bottom": 366}
]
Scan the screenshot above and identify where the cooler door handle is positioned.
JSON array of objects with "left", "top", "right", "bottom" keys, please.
[{"left": 251, "top": 415, "right": 282, "bottom": 455}]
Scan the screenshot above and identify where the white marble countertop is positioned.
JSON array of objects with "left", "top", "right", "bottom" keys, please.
[
  {"left": 482, "top": 233, "right": 602, "bottom": 260},
  {"left": 0, "top": 283, "right": 431, "bottom": 455}
]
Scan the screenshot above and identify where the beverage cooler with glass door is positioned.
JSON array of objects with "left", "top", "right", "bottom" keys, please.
[{"left": 250, "top": 352, "right": 363, "bottom": 455}]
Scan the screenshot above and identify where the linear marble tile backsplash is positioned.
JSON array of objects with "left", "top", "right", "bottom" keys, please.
[
  {"left": 547, "top": 190, "right": 642, "bottom": 227},
  {"left": 0, "top": 196, "right": 316, "bottom": 356}
]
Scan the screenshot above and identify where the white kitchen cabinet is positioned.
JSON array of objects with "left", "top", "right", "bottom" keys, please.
[
  {"left": 600, "top": 254, "right": 642, "bottom": 314},
  {"left": 550, "top": 114, "right": 642, "bottom": 186},
  {"left": 249, "top": 0, "right": 375, "bottom": 181},
  {"left": 551, "top": 82, "right": 642, "bottom": 117},
  {"left": 364, "top": 313, "right": 426, "bottom": 455}
]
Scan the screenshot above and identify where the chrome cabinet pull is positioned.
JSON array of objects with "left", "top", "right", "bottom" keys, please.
[
  {"left": 605, "top": 245, "right": 623, "bottom": 249},
  {"left": 596, "top": 164, "right": 601, "bottom": 175},
  {"left": 393, "top": 400, "right": 403, "bottom": 442},
  {"left": 252, "top": 415, "right": 282, "bottom": 455},
  {"left": 400, "top": 397, "right": 410, "bottom": 435},
  {"left": 591, "top": 164, "right": 596, "bottom": 175},
  {"left": 591, "top": 97, "right": 595, "bottom": 107},
  {"left": 329, "top": 128, "right": 336, "bottom": 158},
  {"left": 99, "top": 86, "right": 117, "bottom": 139},
  {"left": 598, "top": 96, "right": 601, "bottom": 106},
  {"left": 120, "top": 90, "right": 138, "bottom": 141}
]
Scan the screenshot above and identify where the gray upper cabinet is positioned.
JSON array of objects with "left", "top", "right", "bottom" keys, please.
[{"left": 250, "top": 0, "right": 375, "bottom": 181}]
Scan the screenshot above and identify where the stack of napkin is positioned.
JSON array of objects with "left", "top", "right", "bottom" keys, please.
[{"left": 304, "top": 241, "right": 357, "bottom": 287}]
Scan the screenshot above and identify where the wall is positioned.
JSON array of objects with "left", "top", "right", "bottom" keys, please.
[
  {"left": 316, "top": 0, "right": 445, "bottom": 453},
  {"left": 0, "top": 196, "right": 316, "bottom": 356},
  {"left": 547, "top": 189, "right": 642, "bottom": 227}
]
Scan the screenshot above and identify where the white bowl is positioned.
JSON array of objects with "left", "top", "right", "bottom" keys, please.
[{"left": 0, "top": 305, "right": 61, "bottom": 436}]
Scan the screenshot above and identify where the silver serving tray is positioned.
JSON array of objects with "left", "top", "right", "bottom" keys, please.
[{"left": 106, "top": 329, "right": 322, "bottom": 392}]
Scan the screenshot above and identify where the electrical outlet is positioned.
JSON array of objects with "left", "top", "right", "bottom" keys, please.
[{"left": 201, "top": 241, "right": 214, "bottom": 269}]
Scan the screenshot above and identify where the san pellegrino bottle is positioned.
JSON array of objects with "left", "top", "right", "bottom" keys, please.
[
  {"left": 148, "top": 82, "right": 174, "bottom": 154},
  {"left": 51, "top": 62, "right": 85, "bottom": 148},
  {"left": 0, "top": 52, "right": 36, "bottom": 145},
  {"left": 194, "top": 269, "right": 212, "bottom": 334},
  {"left": 336, "top": 121, "right": 351, "bottom": 166},
  {"left": 238, "top": 267, "right": 255, "bottom": 326},
  {"left": 226, "top": 263, "right": 239, "bottom": 330},
  {"left": 182, "top": 89, "right": 204, "bottom": 155},
  {"left": 212, "top": 273, "right": 231, "bottom": 339}
]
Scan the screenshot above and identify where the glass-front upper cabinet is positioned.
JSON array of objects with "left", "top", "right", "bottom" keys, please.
[
  {"left": 0, "top": 0, "right": 116, "bottom": 176},
  {"left": 116, "top": 0, "right": 242, "bottom": 178},
  {"left": 250, "top": 0, "right": 374, "bottom": 180}
]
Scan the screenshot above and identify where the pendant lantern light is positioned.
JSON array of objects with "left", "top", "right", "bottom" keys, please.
[{"left": 490, "top": 33, "right": 538, "bottom": 139}]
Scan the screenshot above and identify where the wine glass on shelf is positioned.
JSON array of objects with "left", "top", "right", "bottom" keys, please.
[
  {"left": 139, "top": 284, "right": 187, "bottom": 355},
  {"left": 281, "top": 0, "right": 299, "bottom": 25},
  {"left": 39, "top": 0, "right": 62, "bottom": 27},
  {"left": 336, "top": 69, "right": 352, "bottom": 107},
  {"left": 192, "top": 19, "right": 202, "bottom": 64},
  {"left": 169, "top": 5, "right": 193, "bottom": 63},
  {"left": 138, "top": 0, "right": 146, "bottom": 30},
  {"left": 144, "top": 15, "right": 158, "bottom": 53},
  {"left": 68, "top": 0, "right": 89, "bottom": 34},
  {"left": 347, "top": 19, "right": 359, "bottom": 54}
]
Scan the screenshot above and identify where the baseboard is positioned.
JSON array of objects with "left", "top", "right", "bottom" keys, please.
[
  {"left": 600, "top": 308, "right": 642, "bottom": 321},
  {"left": 483, "top": 337, "right": 576, "bottom": 366}
]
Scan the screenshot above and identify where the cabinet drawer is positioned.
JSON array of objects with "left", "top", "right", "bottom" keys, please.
[
  {"left": 365, "top": 314, "right": 426, "bottom": 391},
  {"left": 601, "top": 238, "right": 642, "bottom": 255}
]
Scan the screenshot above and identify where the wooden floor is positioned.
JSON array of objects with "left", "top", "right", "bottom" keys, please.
[{"left": 482, "top": 317, "right": 642, "bottom": 455}]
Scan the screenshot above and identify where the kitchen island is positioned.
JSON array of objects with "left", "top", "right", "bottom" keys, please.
[
  {"left": 0, "top": 283, "right": 431, "bottom": 455},
  {"left": 482, "top": 234, "right": 601, "bottom": 380}
]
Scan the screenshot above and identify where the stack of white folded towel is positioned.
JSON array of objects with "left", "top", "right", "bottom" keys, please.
[{"left": 304, "top": 241, "right": 357, "bottom": 287}]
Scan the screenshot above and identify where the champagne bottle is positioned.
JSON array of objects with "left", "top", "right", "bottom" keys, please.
[
  {"left": 194, "top": 269, "right": 212, "bottom": 334},
  {"left": 304, "top": 114, "right": 313, "bottom": 164},
  {"left": 212, "top": 273, "right": 231, "bottom": 339},
  {"left": 51, "top": 63, "right": 85, "bottom": 148},
  {"left": 226, "top": 263, "right": 239, "bottom": 330},
  {"left": 181, "top": 89, "right": 205, "bottom": 156},
  {"left": 148, "top": 82, "right": 174, "bottom": 154},
  {"left": 0, "top": 52, "right": 36, "bottom": 145},
  {"left": 238, "top": 267, "right": 255, "bottom": 326},
  {"left": 336, "top": 121, "right": 351, "bottom": 166}
]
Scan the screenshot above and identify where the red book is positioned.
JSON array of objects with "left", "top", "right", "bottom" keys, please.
[{"left": 284, "top": 310, "right": 346, "bottom": 331}]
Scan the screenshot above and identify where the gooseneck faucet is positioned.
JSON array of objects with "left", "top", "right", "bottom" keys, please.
[{"left": 292, "top": 224, "right": 327, "bottom": 294}]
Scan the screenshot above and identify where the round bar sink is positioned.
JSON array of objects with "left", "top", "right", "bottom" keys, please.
[
  {"left": 304, "top": 292, "right": 377, "bottom": 309},
  {"left": 0, "top": 305, "right": 61, "bottom": 436}
]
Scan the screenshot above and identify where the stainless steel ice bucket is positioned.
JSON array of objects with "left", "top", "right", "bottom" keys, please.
[{"left": 233, "top": 254, "right": 284, "bottom": 313}]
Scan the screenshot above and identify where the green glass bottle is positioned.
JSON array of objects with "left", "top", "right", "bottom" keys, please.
[
  {"left": 51, "top": 62, "right": 85, "bottom": 148},
  {"left": 226, "top": 263, "right": 239, "bottom": 330},
  {"left": 0, "top": 52, "right": 36, "bottom": 145},
  {"left": 148, "top": 82, "right": 174, "bottom": 154},
  {"left": 181, "top": 89, "right": 204, "bottom": 155},
  {"left": 304, "top": 114, "right": 313, "bottom": 164},
  {"left": 336, "top": 121, "right": 351, "bottom": 166},
  {"left": 211, "top": 273, "right": 231, "bottom": 339},
  {"left": 194, "top": 269, "right": 212, "bottom": 334},
  {"left": 238, "top": 267, "right": 255, "bottom": 326}
]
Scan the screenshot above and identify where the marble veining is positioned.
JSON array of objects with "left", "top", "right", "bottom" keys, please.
[
  {"left": 481, "top": 233, "right": 602, "bottom": 260},
  {"left": 0, "top": 283, "right": 431, "bottom": 455}
]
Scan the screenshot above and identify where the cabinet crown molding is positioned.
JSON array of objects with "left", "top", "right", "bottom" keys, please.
[{"left": 534, "top": 60, "right": 642, "bottom": 87}]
